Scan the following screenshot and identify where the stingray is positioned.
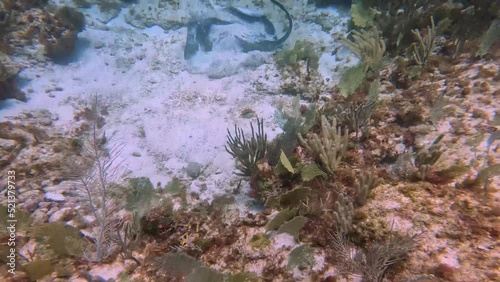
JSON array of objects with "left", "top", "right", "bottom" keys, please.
[{"left": 184, "top": 0, "right": 293, "bottom": 59}]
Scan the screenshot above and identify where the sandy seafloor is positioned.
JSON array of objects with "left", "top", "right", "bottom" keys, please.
[{"left": 1, "top": 1, "right": 499, "bottom": 281}]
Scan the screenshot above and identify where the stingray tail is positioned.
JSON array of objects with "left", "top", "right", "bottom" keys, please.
[{"left": 271, "top": 0, "right": 293, "bottom": 46}]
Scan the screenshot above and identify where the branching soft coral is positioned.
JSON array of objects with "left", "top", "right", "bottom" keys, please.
[
  {"left": 70, "top": 96, "right": 123, "bottom": 263},
  {"left": 225, "top": 118, "right": 268, "bottom": 176},
  {"left": 342, "top": 26, "right": 386, "bottom": 73},
  {"left": 298, "top": 115, "right": 349, "bottom": 174}
]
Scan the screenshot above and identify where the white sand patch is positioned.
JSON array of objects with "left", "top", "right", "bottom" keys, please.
[
  {"left": 272, "top": 233, "right": 296, "bottom": 250},
  {"left": 312, "top": 250, "right": 326, "bottom": 272},
  {"left": 246, "top": 260, "right": 267, "bottom": 275},
  {"left": 437, "top": 249, "right": 460, "bottom": 268},
  {"left": 89, "top": 261, "right": 126, "bottom": 280}
]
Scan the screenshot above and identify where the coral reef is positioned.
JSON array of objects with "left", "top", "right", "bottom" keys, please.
[
  {"left": 1, "top": 4, "right": 85, "bottom": 61},
  {"left": 39, "top": 6, "right": 86, "bottom": 60},
  {"left": 348, "top": 0, "right": 499, "bottom": 57},
  {"left": 2, "top": 55, "right": 499, "bottom": 282},
  {"left": 408, "top": 17, "right": 437, "bottom": 67},
  {"left": 0, "top": 1, "right": 499, "bottom": 281},
  {"left": 0, "top": 52, "right": 25, "bottom": 101},
  {"left": 275, "top": 40, "right": 325, "bottom": 100},
  {"left": 339, "top": 25, "right": 385, "bottom": 96},
  {"left": 0, "top": 0, "right": 48, "bottom": 11},
  {"left": 0, "top": 3, "right": 85, "bottom": 101},
  {"left": 276, "top": 40, "right": 320, "bottom": 73}
]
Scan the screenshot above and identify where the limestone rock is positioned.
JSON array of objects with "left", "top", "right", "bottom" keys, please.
[
  {"left": 49, "top": 207, "right": 76, "bottom": 223},
  {"left": 44, "top": 192, "right": 65, "bottom": 202}
]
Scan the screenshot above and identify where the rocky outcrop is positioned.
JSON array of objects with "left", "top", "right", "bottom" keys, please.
[
  {"left": 1, "top": 4, "right": 85, "bottom": 61},
  {"left": 0, "top": 4, "right": 86, "bottom": 100},
  {"left": 0, "top": 53, "right": 25, "bottom": 101}
]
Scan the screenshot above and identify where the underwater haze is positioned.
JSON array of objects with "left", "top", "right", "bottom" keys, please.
[{"left": 0, "top": 0, "right": 499, "bottom": 281}]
